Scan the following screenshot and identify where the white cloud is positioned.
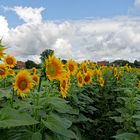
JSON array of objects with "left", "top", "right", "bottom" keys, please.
[
  {"left": 134, "top": 0, "right": 140, "bottom": 7},
  {"left": 4, "top": 6, "right": 45, "bottom": 23},
  {"left": 0, "top": 16, "right": 9, "bottom": 37},
  {"left": 1, "top": 6, "right": 140, "bottom": 63}
]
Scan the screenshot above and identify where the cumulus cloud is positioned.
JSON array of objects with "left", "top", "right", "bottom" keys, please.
[
  {"left": 1, "top": 6, "right": 140, "bottom": 63},
  {"left": 4, "top": 6, "right": 45, "bottom": 23},
  {"left": 0, "top": 16, "right": 9, "bottom": 37}
]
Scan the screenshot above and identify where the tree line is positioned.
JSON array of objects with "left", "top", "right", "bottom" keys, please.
[{"left": 16, "top": 49, "right": 140, "bottom": 69}]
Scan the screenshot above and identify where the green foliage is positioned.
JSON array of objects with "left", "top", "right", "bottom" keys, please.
[
  {"left": 0, "top": 108, "right": 39, "bottom": 128},
  {"left": 40, "top": 49, "right": 54, "bottom": 63},
  {"left": 25, "top": 60, "right": 39, "bottom": 69}
]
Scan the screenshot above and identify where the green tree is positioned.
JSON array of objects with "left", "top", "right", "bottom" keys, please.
[
  {"left": 40, "top": 49, "right": 54, "bottom": 62},
  {"left": 25, "top": 60, "right": 38, "bottom": 69},
  {"left": 134, "top": 60, "right": 140, "bottom": 67}
]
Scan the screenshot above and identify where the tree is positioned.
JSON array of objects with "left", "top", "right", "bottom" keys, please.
[
  {"left": 25, "top": 60, "right": 38, "bottom": 69},
  {"left": 134, "top": 60, "right": 140, "bottom": 67},
  {"left": 111, "top": 60, "right": 134, "bottom": 67},
  {"left": 40, "top": 49, "right": 54, "bottom": 62}
]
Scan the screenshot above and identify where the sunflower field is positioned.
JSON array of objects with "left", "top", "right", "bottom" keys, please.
[{"left": 0, "top": 41, "right": 140, "bottom": 140}]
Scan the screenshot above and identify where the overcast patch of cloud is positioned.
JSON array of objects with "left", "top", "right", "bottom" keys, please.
[{"left": 1, "top": 6, "right": 140, "bottom": 63}]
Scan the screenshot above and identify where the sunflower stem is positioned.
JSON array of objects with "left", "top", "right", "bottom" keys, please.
[
  {"left": 11, "top": 88, "right": 14, "bottom": 108},
  {"left": 3, "top": 78, "right": 6, "bottom": 88},
  {"left": 38, "top": 76, "right": 42, "bottom": 92}
]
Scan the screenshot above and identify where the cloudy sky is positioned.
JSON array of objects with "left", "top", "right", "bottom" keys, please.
[{"left": 0, "top": 0, "right": 140, "bottom": 63}]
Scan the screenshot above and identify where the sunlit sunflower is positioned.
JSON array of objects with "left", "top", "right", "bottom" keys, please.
[
  {"left": 8, "top": 68, "right": 15, "bottom": 76},
  {"left": 0, "top": 64, "right": 8, "bottom": 78},
  {"left": 77, "top": 71, "right": 84, "bottom": 87},
  {"left": 81, "top": 61, "right": 88, "bottom": 73},
  {"left": 60, "top": 77, "right": 70, "bottom": 98},
  {"left": 0, "top": 47, "right": 5, "bottom": 59},
  {"left": 67, "top": 59, "right": 78, "bottom": 76},
  {"left": 14, "top": 70, "right": 33, "bottom": 97},
  {"left": 4, "top": 55, "right": 17, "bottom": 68},
  {"left": 95, "top": 69, "right": 102, "bottom": 78},
  {"left": 32, "top": 67, "right": 37, "bottom": 74},
  {"left": 45, "top": 55, "right": 64, "bottom": 80},
  {"left": 32, "top": 74, "right": 39, "bottom": 85},
  {"left": 97, "top": 77, "right": 104, "bottom": 87},
  {"left": 84, "top": 70, "right": 93, "bottom": 85}
]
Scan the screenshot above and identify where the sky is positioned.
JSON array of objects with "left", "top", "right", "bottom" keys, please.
[{"left": 0, "top": 0, "right": 140, "bottom": 63}]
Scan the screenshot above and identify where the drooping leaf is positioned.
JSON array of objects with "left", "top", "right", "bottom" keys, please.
[
  {"left": 113, "top": 133, "right": 140, "bottom": 140},
  {"left": 42, "top": 113, "right": 77, "bottom": 139},
  {"left": 0, "top": 108, "right": 39, "bottom": 128}
]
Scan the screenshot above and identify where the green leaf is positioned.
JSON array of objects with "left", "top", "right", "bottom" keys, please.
[
  {"left": 132, "top": 115, "right": 140, "bottom": 119},
  {"left": 136, "top": 121, "right": 140, "bottom": 127},
  {"left": 0, "top": 108, "right": 39, "bottom": 128},
  {"left": 0, "top": 88, "right": 11, "bottom": 98},
  {"left": 48, "top": 97, "right": 79, "bottom": 115},
  {"left": 110, "top": 117, "right": 123, "bottom": 123},
  {"left": 42, "top": 113, "right": 77, "bottom": 139},
  {"left": 31, "top": 132, "right": 42, "bottom": 140},
  {"left": 113, "top": 133, "right": 140, "bottom": 140}
]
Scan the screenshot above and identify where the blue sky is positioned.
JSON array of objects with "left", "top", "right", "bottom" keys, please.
[
  {"left": 0, "top": 0, "right": 140, "bottom": 63},
  {"left": 0, "top": 0, "right": 134, "bottom": 27}
]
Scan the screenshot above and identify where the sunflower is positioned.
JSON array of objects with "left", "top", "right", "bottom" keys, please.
[
  {"left": 98, "top": 77, "right": 104, "bottom": 87},
  {"left": 67, "top": 59, "right": 78, "bottom": 76},
  {"left": 32, "top": 74, "right": 39, "bottom": 85},
  {"left": 14, "top": 70, "right": 33, "bottom": 97},
  {"left": 32, "top": 67, "right": 37, "bottom": 74},
  {"left": 4, "top": 55, "right": 17, "bottom": 68},
  {"left": 45, "top": 55, "right": 64, "bottom": 81},
  {"left": 77, "top": 71, "right": 84, "bottom": 87},
  {"left": 0, "top": 64, "right": 8, "bottom": 78},
  {"left": 8, "top": 68, "right": 15, "bottom": 76},
  {"left": 84, "top": 70, "right": 93, "bottom": 85},
  {"left": 0, "top": 47, "right": 5, "bottom": 59},
  {"left": 81, "top": 61, "right": 88, "bottom": 73},
  {"left": 60, "top": 77, "right": 70, "bottom": 98}
]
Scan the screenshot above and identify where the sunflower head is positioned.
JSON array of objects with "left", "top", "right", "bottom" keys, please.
[
  {"left": 45, "top": 55, "right": 64, "bottom": 81},
  {"left": 67, "top": 59, "right": 78, "bottom": 76},
  {"left": 81, "top": 61, "right": 88, "bottom": 73},
  {"left": 77, "top": 71, "right": 84, "bottom": 87},
  {"left": 14, "top": 70, "right": 33, "bottom": 97},
  {"left": 0, "top": 47, "right": 5, "bottom": 59},
  {"left": 4, "top": 55, "right": 17, "bottom": 68},
  {"left": 98, "top": 77, "right": 104, "bottom": 87},
  {"left": 32, "top": 74, "right": 39, "bottom": 85},
  {"left": 32, "top": 67, "right": 37, "bottom": 74},
  {"left": 8, "top": 68, "right": 15, "bottom": 76},
  {"left": 84, "top": 70, "right": 93, "bottom": 85},
  {"left": 0, "top": 64, "right": 8, "bottom": 78},
  {"left": 60, "top": 77, "right": 70, "bottom": 98}
]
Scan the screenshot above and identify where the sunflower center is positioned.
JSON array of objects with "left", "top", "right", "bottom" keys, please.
[
  {"left": 33, "top": 76, "right": 38, "bottom": 83},
  {"left": 69, "top": 64, "right": 74, "bottom": 72},
  {"left": 62, "top": 80, "right": 66, "bottom": 89},
  {"left": 78, "top": 76, "right": 82, "bottom": 83},
  {"left": 0, "top": 51, "right": 3, "bottom": 55},
  {"left": 84, "top": 75, "right": 90, "bottom": 82},
  {"left": 19, "top": 80, "right": 28, "bottom": 90},
  {"left": 6, "top": 58, "right": 13, "bottom": 65},
  {"left": 0, "top": 68, "right": 5, "bottom": 75},
  {"left": 83, "top": 66, "right": 87, "bottom": 73},
  {"left": 48, "top": 64, "right": 56, "bottom": 75}
]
